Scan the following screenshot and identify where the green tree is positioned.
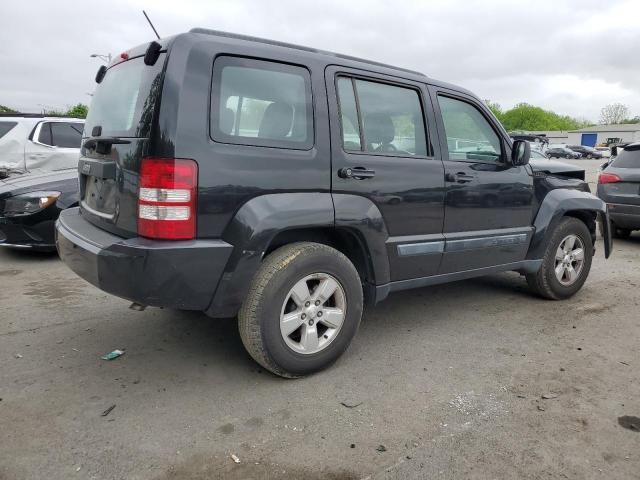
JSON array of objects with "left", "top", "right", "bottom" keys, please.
[
  {"left": 0, "top": 104, "right": 17, "bottom": 113},
  {"left": 65, "top": 103, "right": 89, "bottom": 118},
  {"left": 498, "top": 103, "right": 589, "bottom": 131},
  {"left": 484, "top": 100, "right": 503, "bottom": 122}
]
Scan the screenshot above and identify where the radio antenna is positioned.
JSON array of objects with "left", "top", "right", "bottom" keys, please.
[{"left": 143, "top": 10, "right": 161, "bottom": 39}]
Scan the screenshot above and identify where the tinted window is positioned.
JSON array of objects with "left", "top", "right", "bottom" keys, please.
[
  {"left": 84, "top": 54, "right": 166, "bottom": 138},
  {"left": 0, "top": 121, "right": 17, "bottom": 139},
  {"left": 438, "top": 96, "right": 502, "bottom": 163},
  {"left": 211, "top": 57, "right": 313, "bottom": 150},
  {"left": 51, "top": 122, "right": 83, "bottom": 148},
  {"left": 336, "top": 77, "right": 361, "bottom": 151},
  {"left": 38, "top": 122, "right": 53, "bottom": 145},
  {"left": 612, "top": 148, "right": 640, "bottom": 168},
  {"left": 338, "top": 78, "right": 427, "bottom": 156}
]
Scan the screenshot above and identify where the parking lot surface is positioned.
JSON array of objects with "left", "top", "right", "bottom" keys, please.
[{"left": 1, "top": 160, "right": 639, "bottom": 479}]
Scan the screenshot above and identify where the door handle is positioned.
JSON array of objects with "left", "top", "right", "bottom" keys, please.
[
  {"left": 446, "top": 172, "right": 474, "bottom": 183},
  {"left": 338, "top": 166, "right": 376, "bottom": 180}
]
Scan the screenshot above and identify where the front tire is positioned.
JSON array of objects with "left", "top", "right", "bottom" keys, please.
[
  {"left": 238, "top": 242, "right": 363, "bottom": 378},
  {"left": 526, "top": 217, "right": 593, "bottom": 300}
]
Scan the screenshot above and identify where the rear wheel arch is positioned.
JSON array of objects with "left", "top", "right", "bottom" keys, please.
[{"left": 266, "top": 227, "right": 377, "bottom": 302}]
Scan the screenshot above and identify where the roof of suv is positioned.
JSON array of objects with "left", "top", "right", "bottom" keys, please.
[
  {"left": 187, "top": 28, "right": 473, "bottom": 96},
  {"left": 190, "top": 28, "right": 427, "bottom": 77}
]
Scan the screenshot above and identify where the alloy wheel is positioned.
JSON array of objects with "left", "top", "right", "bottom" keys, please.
[
  {"left": 279, "top": 273, "right": 347, "bottom": 355},
  {"left": 554, "top": 234, "right": 585, "bottom": 286}
]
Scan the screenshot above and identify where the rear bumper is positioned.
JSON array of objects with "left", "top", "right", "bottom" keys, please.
[
  {"left": 56, "top": 208, "right": 233, "bottom": 310},
  {"left": 608, "top": 203, "right": 640, "bottom": 229}
]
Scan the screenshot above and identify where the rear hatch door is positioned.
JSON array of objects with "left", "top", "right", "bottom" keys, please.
[{"left": 79, "top": 49, "right": 167, "bottom": 237}]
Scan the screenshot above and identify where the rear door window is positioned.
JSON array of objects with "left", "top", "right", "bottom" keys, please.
[
  {"left": 0, "top": 121, "right": 17, "bottom": 139},
  {"left": 211, "top": 57, "right": 313, "bottom": 150},
  {"left": 51, "top": 122, "right": 83, "bottom": 148}
]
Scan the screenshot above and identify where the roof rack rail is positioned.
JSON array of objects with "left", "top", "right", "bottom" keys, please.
[{"left": 189, "top": 28, "right": 427, "bottom": 78}]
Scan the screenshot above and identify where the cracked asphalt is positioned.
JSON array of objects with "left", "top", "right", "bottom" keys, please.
[{"left": 1, "top": 159, "right": 639, "bottom": 479}]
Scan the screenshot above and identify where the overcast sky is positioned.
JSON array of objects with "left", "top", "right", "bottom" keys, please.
[{"left": 1, "top": 0, "right": 638, "bottom": 122}]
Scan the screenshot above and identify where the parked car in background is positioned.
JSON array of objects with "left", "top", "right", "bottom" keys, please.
[
  {"left": 56, "top": 29, "right": 611, "bottom": 377},
  {"left": 567, "top": 145, "right": 603, "bottom": 159},
  {"left": 0, "top": 115, "right": 84, "bottom": 179},
  {"left": 595, "top": 146, "right": 611, "bottom": 158},
  {"left": 0, "top": 168, "right": 78, "bottom": 250},
  {"left": 547, "top": 147, "right": 581, "bottom": 159},
  {"left": 529, "top": 149, "right": 549, "bottom": 160},
  {"left": 597, "top": 142, "right": 640, "bottom": 238}
]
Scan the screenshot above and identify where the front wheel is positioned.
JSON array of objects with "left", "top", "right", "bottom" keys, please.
[
  {"left": 526, "top": 217, "right": 593, "bottom": 300},
  {"left": 238, "top": 242, "right": 363, "bottom": 378}
]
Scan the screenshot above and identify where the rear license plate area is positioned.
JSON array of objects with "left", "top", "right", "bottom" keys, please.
[{"left": 83, "top": 175, "right": 117, "bottom": 216}]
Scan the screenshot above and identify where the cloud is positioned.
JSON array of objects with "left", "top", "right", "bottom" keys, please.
[{"left": 1, "top": 0, "right": 638, "bottom": 121}]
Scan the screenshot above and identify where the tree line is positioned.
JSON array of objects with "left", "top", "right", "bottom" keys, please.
[
  {"left": 0, "top": 103, "right": 88, "bottom": 118},
  {"left": 485, "top": 101, "right": 639, "bottom": 131}
]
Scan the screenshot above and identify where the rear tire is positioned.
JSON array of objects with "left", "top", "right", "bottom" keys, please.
[
  {"left": 526, "top": 217, "right": 593, "bottom": 300},
  {"left": 238, "top": 242, "right": 363, "bottom": 378}
]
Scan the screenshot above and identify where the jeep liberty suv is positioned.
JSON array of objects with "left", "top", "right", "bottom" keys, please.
[{"left": 56, "top": 29, "right": 612, "bottom": 377}]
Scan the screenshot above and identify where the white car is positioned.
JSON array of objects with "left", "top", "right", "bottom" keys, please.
[
  {"left": 0, "top": 115, "right": 84, "bottom": 178},
  {"left": 595, "top": 146, "right": 611, "bottom": 158}
]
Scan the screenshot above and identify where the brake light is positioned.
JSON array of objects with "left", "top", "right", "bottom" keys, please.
[
  {"left": 138, "top": 158, "right": 197, "bottom": 240},
  {"left": 598, "top": 172, "right": 621, "bottom": 184}
]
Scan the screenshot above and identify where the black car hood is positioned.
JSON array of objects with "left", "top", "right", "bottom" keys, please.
[
  {"left": 0, "top": 169, "right": 78, "bottom": 197},
  {"left": 530, "top": 159, "right": 585, "bottom": 180}
]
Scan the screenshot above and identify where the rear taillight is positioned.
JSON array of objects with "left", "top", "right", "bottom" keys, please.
[
  {"left": 598, "top": 172, "right": 621, "bottom": 184},
  {"left": 138, "top": 158, "right": 197, "bottom": 240}
]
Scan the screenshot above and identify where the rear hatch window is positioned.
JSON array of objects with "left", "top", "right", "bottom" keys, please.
[
  {"left": 84, "top": 54, "right": 165, "bottom": 138},
  {"left": 612, "top": 147, "right": 640, "bottom": 169},
  {"left": 80, "top": 53, "right": 166, "bottom": 236}
]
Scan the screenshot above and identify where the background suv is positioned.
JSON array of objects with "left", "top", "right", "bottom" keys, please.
[
  {"left": 598, "top": 142, "right": 640, "bottom": 238},
  {"left": 0, "top": 115, "right": 84, "bottom": 178}
]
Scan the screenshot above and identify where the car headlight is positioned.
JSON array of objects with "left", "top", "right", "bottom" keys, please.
[{"left": 3, "top": 191, "right": 60, "bottom": 216}]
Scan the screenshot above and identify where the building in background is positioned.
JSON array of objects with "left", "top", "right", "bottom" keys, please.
[{"left": 566, "top": 124, "right": 640, "bottom": 147}]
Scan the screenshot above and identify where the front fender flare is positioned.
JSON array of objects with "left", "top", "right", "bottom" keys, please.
[{"left": 527, "top": 189, "right": 612, "bottom": 260}]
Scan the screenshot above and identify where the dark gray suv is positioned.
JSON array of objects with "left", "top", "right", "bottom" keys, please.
[
  {"left": 598, "top": 143, "right": 640, "bottom": 238},
  {"left": 56, "top": 29, "right": 612, "bottom": 377}
]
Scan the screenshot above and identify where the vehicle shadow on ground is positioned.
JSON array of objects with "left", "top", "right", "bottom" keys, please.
[
  {"left": 0, "top": 248, "right": 59, "bottom": 263},
  {"left": 114, "top": 271, "right": 537, "bottom": 381}
]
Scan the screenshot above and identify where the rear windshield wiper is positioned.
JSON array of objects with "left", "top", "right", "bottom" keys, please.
[{"left": 84, "top": 136, "right": 131, "bottom": 154}]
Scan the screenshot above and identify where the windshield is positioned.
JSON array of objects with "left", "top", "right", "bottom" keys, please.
[
  {"left": 84, "top": 54, "right": 166, "bottom": 138},
  {"left": 612, "top": 147, "right": 640, "bottom": 168}
]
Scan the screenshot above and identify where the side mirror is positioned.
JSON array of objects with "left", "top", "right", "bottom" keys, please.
[
  {"left": 511, "top": 140, "right": 530, "bottom": 166},
  {"left": 600, "top": 161, "right": 609, "bottom": 171}
]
